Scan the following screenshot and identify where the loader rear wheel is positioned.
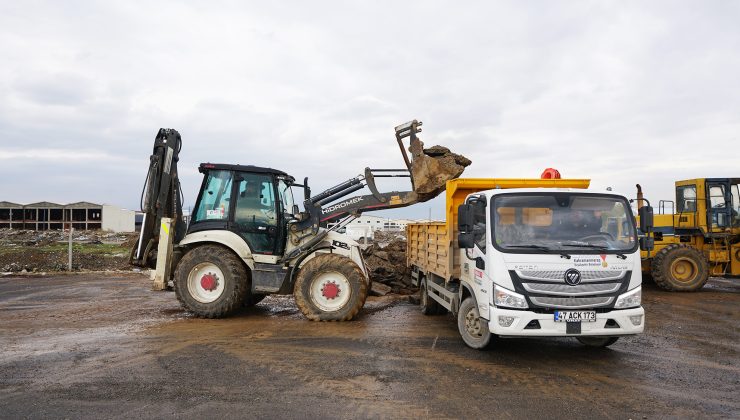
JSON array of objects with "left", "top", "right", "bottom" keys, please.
[
  {"left": 651, "top": 244, "right": 709, "bottom": 292},
  {"left": 174, "top": 244, "right": 247, "bottom": 318},
  {"left": 457, "top": 297, "right": 492, "bottom": 350},
  {"left": 294, "top": 253, "right": 367, "bottom": 321}
]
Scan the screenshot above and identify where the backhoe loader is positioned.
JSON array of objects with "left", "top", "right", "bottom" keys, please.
[{"left": 130, "top": 120, "right": 468, "bottom": 320}]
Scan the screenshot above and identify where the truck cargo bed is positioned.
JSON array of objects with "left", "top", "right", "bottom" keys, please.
[{"left": 407, "top": 222, "right": 454, "bottom": 282}]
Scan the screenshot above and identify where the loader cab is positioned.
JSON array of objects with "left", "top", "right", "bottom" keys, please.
[
  {"left": 675, "top": 178, "right": 740, "bottom": 233},
  {"left": 188, "top": 163, "right": 296, "bottom": 255}
]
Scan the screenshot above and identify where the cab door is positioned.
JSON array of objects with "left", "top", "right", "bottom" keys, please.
[
  {"left": 233, "top": 173, "right": 280, "bottom": 254},
  {"left": 706, "top": 179, "right": 732, "bottom": 232}
]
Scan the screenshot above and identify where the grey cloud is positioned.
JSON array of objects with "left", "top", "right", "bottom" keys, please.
[{"left": 0, "top": 1, "right": 738, "bottom": 218}]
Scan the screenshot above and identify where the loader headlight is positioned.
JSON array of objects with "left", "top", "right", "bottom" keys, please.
[
  {"left": 494, "top": 284, "right": 528, "bottom": 309},
  {"left": 615, "top": 286, "right": 641, "bottom": 309}
]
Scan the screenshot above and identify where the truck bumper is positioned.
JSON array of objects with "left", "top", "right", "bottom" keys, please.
[{"left": 487, "top": 306, "right": 645, "bottom": 337}]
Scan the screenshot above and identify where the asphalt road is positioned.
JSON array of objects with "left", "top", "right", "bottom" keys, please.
[{"left": 0, "top": 273, "right": 737, "bottom": 419}]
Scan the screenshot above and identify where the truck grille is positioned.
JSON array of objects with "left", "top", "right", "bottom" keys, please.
[
  {"left": 530, "top": 296, "right": 614, "bottom": 309},
  {"left": 518, "top": 270, "right": 623, "bottom": 282},
  {"left": 510, "top": 270, "right": 631, "bottom": 310},
  {"left": 522, "top": 282, "right": 620, "bottom": 296}
]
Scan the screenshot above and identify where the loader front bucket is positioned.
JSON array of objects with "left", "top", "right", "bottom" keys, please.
[{"left": 394, "top": 120, "right": 471, "bottom": 201}]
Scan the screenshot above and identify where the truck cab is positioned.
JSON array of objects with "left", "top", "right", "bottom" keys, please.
[
  {"left": 458, "top": 188, "right": 644, "bottom": 348},
  {"left": 408, "top": 179, "right": 646, "bottom": 349}
]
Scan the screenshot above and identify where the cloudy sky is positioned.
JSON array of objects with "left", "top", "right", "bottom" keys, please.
[{"left": 1, "top": 1, "right": 738, "bottom": 220}]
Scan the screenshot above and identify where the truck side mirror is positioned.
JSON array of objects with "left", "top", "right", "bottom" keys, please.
[
  {"left": 638, "top": 206, "right": 654, "bottom": 232},
  {"left": 458, "top": 232, "right": 475, "bottom": 249},
  {"left": 458, "top": 204, "right": 473, "bottom": 233}
]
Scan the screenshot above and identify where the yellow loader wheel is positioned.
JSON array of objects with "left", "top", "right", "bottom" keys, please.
[{"left": 651, "top": 244, "right": 709, "bottom": 292}]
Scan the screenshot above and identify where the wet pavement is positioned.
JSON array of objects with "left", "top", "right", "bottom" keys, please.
[{"left": 0, "top": 273, "right": 737, "bottom": 419}]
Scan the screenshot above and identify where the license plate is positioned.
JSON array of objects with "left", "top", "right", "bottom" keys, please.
[{"left": 554, "top": 311, "right": 596, "bottom": 323}]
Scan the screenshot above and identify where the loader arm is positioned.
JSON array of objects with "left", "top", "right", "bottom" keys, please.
[
  {"left": 130, "top": 128, "right": 186, "bottom": 267},
  {"left": 291, "top": 120, "right": 427, "bottom": 233}
]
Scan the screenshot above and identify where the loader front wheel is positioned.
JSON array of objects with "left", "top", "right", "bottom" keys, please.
[
  {"left": 651, "top": 244, "right": 709, "bottom": 292},
  {"left": 174, "top": 245, "right": 247, "bottom": 318},
  {"left": 294, "top": 253, "right": 367, "bottom": 321}
]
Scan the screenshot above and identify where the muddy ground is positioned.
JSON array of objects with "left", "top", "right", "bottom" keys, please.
[{"left": 0, "top": 274, "right": 737, "bottom": 419}]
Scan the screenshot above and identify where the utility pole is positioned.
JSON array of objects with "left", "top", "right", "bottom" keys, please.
[{"left": 67, "top": 227, "right": 73, "bottom": 271}]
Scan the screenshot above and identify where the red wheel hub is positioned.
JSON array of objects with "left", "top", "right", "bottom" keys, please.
[
  {"left": 321, "top": 281, "right": 340, "bottom": 299},
  {"left": 200, "top": 273, "right": 219, "bottom": 291}
]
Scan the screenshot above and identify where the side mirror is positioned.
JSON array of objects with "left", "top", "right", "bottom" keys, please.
[
  {"left": 458, "top": 232, "right": 474, "bottom": 249},
  {"left": 638, "top": 206, "right": 654, "bottom": 232},
  {"left": 303, "top": 177, "right": 311, "bottom": 201},
  {"left": 639, "top": 237, "right": 654, "bottom": 251},
  {"left": 458, "top": 204, "right": 473, "bottom": 233}
]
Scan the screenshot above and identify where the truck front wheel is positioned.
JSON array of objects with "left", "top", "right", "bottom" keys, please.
[
  {"left": 457, "top": 297, "right": 492, "bottom": 349},
  {"left": 294, "top": 253, "right": 367, "bottom": 321},
  {"left": 174, "top": 244, "right": 248, "bottom": 318}
]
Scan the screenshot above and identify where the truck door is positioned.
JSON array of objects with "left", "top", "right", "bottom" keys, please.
[
  {"left": 469, "top": 196, "right": 492, "bottom": 319},
  {"left": 233, "top": 173, "right": 280, "bottom": 254}
]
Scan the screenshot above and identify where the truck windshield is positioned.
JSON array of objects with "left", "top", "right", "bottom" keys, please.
[{"left": 492, "top": 193, "right": 637, "bottom": 253}]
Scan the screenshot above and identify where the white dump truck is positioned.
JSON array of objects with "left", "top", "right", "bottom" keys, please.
[{"left": 407, "top": 177, "right": 653, "bottom": 349}]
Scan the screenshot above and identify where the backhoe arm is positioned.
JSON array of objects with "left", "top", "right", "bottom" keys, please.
[{"left": 130, "top": 128, "right": 186, "bottom": 267}]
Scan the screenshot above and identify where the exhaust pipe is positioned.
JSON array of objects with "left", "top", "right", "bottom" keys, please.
[{"left": 636, "top": 184, "right": 645, "bottom": 209}]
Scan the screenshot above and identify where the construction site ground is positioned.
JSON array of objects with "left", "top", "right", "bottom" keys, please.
[{"left": 1, "top": 273, "right": 737, "bottom": 418}]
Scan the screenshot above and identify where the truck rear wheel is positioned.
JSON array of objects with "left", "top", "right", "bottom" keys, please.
[
  {"left": 457, "top": 297, "right": 492, "bottom": 349},
  {"left": 420, "top": 278, "right": 446, "bottom": 315},
  {"left": 651, "top": 244, "right": 709, "bottom": 291},
  {"left": 294, "top": 253, "right": 367, "bottom": 321},
  {"left": 174, "top": 244, "right": 247, "bottom": 318},
  {"left": 576, "top": 336, "right": 619, "bottom": 347},
  {"left": 420, "top": 278, "right": 438, "bottom": 315}
]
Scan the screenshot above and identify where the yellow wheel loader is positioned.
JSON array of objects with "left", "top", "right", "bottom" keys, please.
[{"left": 637, "top": 178, "right": 740, "bottom": 291}]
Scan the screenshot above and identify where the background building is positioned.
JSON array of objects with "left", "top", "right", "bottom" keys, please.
[
  {"left": 0, "top": 201, "right": 135, "bottom": 232},
  {"left": 328, "top": 215, "right": 423, "bottom": 241}
]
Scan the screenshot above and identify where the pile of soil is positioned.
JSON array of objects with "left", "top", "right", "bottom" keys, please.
[{"left": 362, "top": 232, "right": 415, "bottom": 296}]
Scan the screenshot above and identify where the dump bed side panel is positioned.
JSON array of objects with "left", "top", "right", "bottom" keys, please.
[{"left": 407, "top": 222, "right": 452, "bottom": 281}]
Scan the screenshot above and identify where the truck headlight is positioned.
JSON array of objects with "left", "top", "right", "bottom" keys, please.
[
  {"left": 494, "top": 284, "right": 528, "bottom": 309},
  {"left": 614, "top": 286, "right": 641, "bottom": 309}
]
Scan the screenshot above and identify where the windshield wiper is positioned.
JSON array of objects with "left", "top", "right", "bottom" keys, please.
[
  {"left": 507, "top": 244, "right": 571, "bottom": 259},
  {"left": 560, "top": 242, "right": 627, "bottom": 259}
]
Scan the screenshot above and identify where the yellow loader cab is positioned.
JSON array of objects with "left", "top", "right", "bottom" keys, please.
[{"left": 639, "top": 178, "right": 740, "bottom": 291}]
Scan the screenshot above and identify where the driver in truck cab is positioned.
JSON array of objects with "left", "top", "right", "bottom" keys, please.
[{"left": 554, "top": 210, "right": 602, "bottom": 240}]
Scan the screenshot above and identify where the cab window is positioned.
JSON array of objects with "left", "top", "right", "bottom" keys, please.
[
  {"left": 234, "top": 173, "right": 276, "bottom": 226},
  {"left": 192, "top": 170, "right": 232, "bottom": 223},
  {"left": 278, "top": 179, "right": 295, "bottom": 214},
  {"left": 676, "top": 185, "right": 697, "bottom": 212},
  {"left": 471, "top": 198, "right": 487, "bottom": 253}
]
